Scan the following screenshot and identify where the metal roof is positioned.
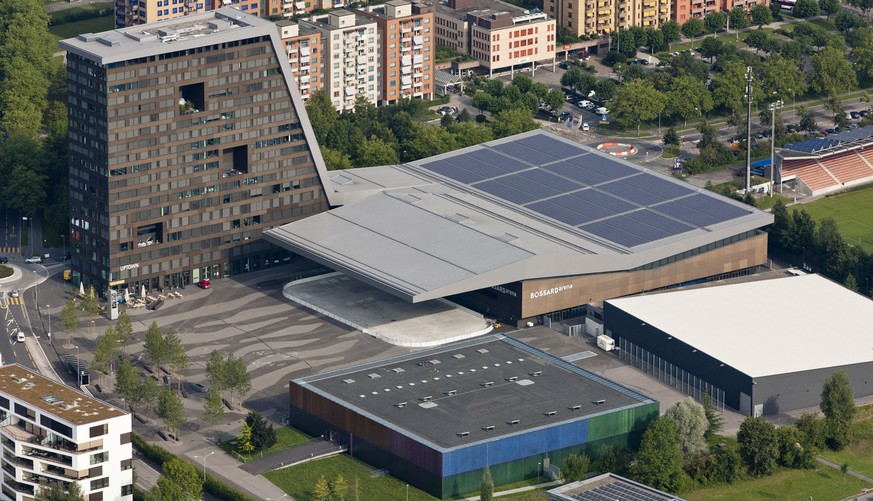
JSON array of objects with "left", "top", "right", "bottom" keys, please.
[
  {"left": 784, "top": 125, "right": 873, "bottom": 154},
  {"left": 784, "top": 137, "right": 841, "bottom": 154},
  {"left": 606, "top": 274, "right": 873, "bottom": 378},
  {"left": 294, "top": 334, "right": 654, "bottom": 451}
]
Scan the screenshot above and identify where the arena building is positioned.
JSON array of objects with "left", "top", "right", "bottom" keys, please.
[
  {"left": 776, "top": 126, "right": 873, "bottom": 197},
  {"left": 289, "top": 334, "right": 658, "bottom": 499},
  {"left": 605, "top": 274, "right": 873, "bottom": 416},
  {"left": 266, "top": 130, "right": 774, "bottom": 325}
]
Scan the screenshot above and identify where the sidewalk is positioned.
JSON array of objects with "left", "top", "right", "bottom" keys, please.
[
  {"left": 181, "top": 441, "right": 291, "bottom": 501},
  {"left": 241, "top": 439, "right": 345, "bottom": 475},
  {"left": 455, "top": 479, "right": 563, "bottom": 500}
]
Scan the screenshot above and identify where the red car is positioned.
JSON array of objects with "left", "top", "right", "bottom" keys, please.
[{"left": 197, "top": 279, "right": 211, "bottom": 289}]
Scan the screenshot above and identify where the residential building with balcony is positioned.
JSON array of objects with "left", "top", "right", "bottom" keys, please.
[
  {"left": 59, "top": 8, "right": 329, "bottom": 294},
  {"left": 436, "top": 0, "right": 556, "bottom": 77},
  {"left": 545, "top": 0, "right": 614, "bottom": 37},
  {"left": 262, "top": 0, "right": 313, "bottom": 18},
  {"left": 278, "top": 20, "right": 323, "bottom": 103},
  {"left": 114, "top": 0, "right": 208, "bottom": 29},
  {"left": 672, "top": 0, "right": 756, "bottom": 24},
  {"left": 301, "top": 11, "right": 379, "bottom": 112},
  {"left": 0, "top": 365, "right": 132, "bottom": 501},
  {"left": 357, "top": 0, "right": 435, "bottom": 105},
  {"left": 622, "top": 0, "right": 671, "bottom": 28}
]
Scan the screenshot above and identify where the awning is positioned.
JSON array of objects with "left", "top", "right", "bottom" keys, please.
[
  {"left": 300, "top": 47, "right": 310, "bottom": 56},
  {"left": 345, "top": 88, "right": 356, "bottom": 97},
  {"left": 401, "top": 76, "right": 412, "bottom": 86},
  {"left": 413, "top": 36, "right": 423, "bottom": 45},
  {"left": 401, "top": 66, "right": 411, "bottom": 74},
  {"left": 401, "top": 55, "right": 412, "bottom": 66}
]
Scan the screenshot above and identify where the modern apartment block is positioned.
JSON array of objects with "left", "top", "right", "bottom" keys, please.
[
  {"left": 356, "top": 0, "right": 435, "bottom": 106},
  {"left": 278, "top": 20, "right": 323, "bottom": 102},
  {"left": 546, "top": 0, "right": 670, "bottom": 37},
  {"left": 0, "top": 365, "right": 132, "bottom": 501},
  {"left": 60, "top": 9, "right": 329, "bottom": 294},
  {"left": 301, "top": 11, "right": 379, "bottom": 112},
  {"left": 114, "top": 0, "right": 207, "bottom": 29},
  {"left": 435, "top": 0, "right": 556, "bottom": 77}
]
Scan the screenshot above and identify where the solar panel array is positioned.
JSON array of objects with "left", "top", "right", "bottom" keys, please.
[
  {"left": 418, "top": 134, "right": 755, "bottom": 248},
  {"left": 784, "top": 138, "right": 841, "bottom": 154},
  {"left": 827, "top": 125, "right": 873, "bottom": 143},
  {"left": 570, "top": 481, "right": 675, "bottom": 501}
]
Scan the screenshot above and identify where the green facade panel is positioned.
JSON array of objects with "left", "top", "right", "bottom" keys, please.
[{"left": 587, "top": 403, "right": 658, "bottom": 442}]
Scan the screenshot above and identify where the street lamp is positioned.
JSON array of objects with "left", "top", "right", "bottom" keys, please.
[
  {"left": 768, "top": 99, "right": 784, "bottom": 196},
  {"left": 33, "top": 271, "right": 38, "bottom": 307},
  {"left": 537, "top": 461, "right": 541, "bottom": 484},
  {"left": 196, "top": 451, "right": 215, "bottom": 483},
  {"left": 745, "top": 66, "right": 754, "bottom": 194},
  {"left": 61, "top": 233, "right": 66, "bottom": 261},
  {"left": 75, "top": 346, "right": 80, "bottom": 387},
  {"left": 406, "top": 484, "right": 409, "bottom": 501},
  {"left": 46, "top": 305, "right": 51, "bottom": 341}
]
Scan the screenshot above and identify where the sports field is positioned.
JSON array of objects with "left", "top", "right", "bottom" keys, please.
[{"left": 800, "top": 185, "right": 873, "bottom": 253}]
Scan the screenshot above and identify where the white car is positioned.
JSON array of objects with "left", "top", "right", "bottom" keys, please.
[
  {"left": 16, "top": 331, "right": 24, "bottom": 343},
  {"left": 24, "top": 256, "right": 41, "bottom": 264},
  {"left": 578, "top": 100, "right": 592, "bottom": 108},
  {"left": 596, "top": 107, "right": 610, "bottom": 116},
  {"left": 582, "top": 122, "right": 590, "bottom": 132}
]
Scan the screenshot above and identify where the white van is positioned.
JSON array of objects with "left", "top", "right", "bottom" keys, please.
[{"left": 596, "top": 107, "right": 609, "bottom": 116}]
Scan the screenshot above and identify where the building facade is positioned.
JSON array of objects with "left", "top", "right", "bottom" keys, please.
[
  {"left": 357, "top": 0, "right": 435, "bottom": 106},
  {"left": 60, "top": 9, "right": 329, "bottom": 294},
  {"left": 114, "top": 0, "right": 207, "bottom": 29},
  {"left": 301, "top": 11, "right": 379, "bottom": 112},
  {"left": 0, "top": 365, "right": 132, "bottom": 501},
  {"left": 278, "top": 20, "right": 323, "bottom": 103},
  {"left": 435, "top": 0, "right": 556, "bottom": 76},
  {"left": 546, "top": 0, "right": 671, "bottom": 37}
]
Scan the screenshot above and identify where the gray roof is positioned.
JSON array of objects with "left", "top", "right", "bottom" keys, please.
[
  {"left": 294, "top": 334, "right": 654, "bottom": 450},
  {"left": 264, "top": 130, "right": 773, "bottom": 302}
]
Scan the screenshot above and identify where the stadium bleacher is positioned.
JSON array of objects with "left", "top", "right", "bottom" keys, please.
[
  {"left": 820, "top": 151, "right": 873, "bottom": 184},
  {"left": 783, "top": 158, "right": 838, "bottom": 192}
]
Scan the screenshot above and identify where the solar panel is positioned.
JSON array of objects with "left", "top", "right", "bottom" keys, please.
[
  {"left": 654, "top": 193, "right": 752, "bottom": 228},
  {"left": 543, "top": 154, "right": 639, "bottom": 186},
  {"left": 492, "top": 134, "right": 586, "bottom": 163},
  {"left": 598, "top": 173, "right": 694, "bottom": 206},
  {"left": 528, "top": 189, "right": 639, "bottom": 226},
  {"left": 827, "top": 125, "right": 873, "bottom": 143},
  {"left": 474, "top": 169, "right": 579, "bottom": 204},
  {"left": 419, "top": 149, "right": 530, "bottom": 183},
  {"left": 474, "top": 179, "right": 542, "bottom": 204},
  {"left": 581, "top": 210, "right": 695, "bottom": 247},
  {"left": 784, "top": 137, "right": 840, "bottom": 153}
]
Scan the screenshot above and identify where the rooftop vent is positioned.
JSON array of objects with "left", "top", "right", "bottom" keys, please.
[
  {"left": 545, "top": 411, "right": 557, "bottom": 417},
  {"left": 41, "top": 396, "right": 63, "bottom": 405},
  {"left": 446, "top": 213, "right": 469, "bottom": 223},
  {"left": 420, "top": 396, "right": 433, "bottom": 402},
  {"left": 506, "top": 376, "right": 518, "bottom": 382},
  {"left": 392, "top": 368, "right": 405, "bottom": 373},
  {"left": 476, "top": 348, "right": 489, "bottom": 354},
  {"left": 516, "top": 379, "right": 534, "bottom": 386},
  {"left": 483, "top": 425, "right": 495, "bottom": 431},
  {"left": 482, "top": 381, "right": 494, "bottom": 388},
  {"left": 395, "top": 402, "right": 408, "bottom": 408},
  {"left": 419, "top": 401, "right": 437, "bottom": 409},
  {"left": 10, "top": 376, "right": 23, "bottom": 383},
  {"left": 367, "top": 373, "right": 381, "bottom": 379},
  {"left": 569, "top": 405, "right": 582, "bottom": 411},
  {"left": 445, "top": 390, "right": 457, "bottom": 396},
  {"left": 428, "top": 359, "right": 441, "bottom": 365},
  {"left": 507, "top": 419, "right": 520, "bottom": 425},
  {"left": 77, "top": 33, "right": 100, "bottom": 42},
  {"left": 530, "top": 371, "right": 542, "bottom": 377},
  {"left": 496, "top": 233, "right": 518, "bottom": 243},
  {"left": 342, "top": 378, "right": 356, "bottom": 384},
  {"left": 452, "top": 354, "right": 465, "bottom": 359},
  {"left": 593, "top": 399, "right": 606, "bottom": 405},
  {"left": 457, "top": 431, "right": 470, "bottom": 437}
]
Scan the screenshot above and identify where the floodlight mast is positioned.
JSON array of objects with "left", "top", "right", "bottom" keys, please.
[{"left": 746, "top": 66, "right": 753, "bottom": 194}]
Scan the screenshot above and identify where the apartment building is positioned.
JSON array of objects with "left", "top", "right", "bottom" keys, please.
[
  {"left": 546, "top": 0, "right": 670, "bottom": 37},
  {"left": 301, "top": 11, "right": 379, "bottom": 112},
  {"left": 436, "top": 0, "right": 556, "bottom": 77},
  {"left": 262, "top": 0, "right": 314, "bottom": 19},
  {"left": 0, "top": 365, "right": 132, "bottom": 501},
  {"left": 60, "top": 9, "right": 329, "bottom": 294},
  {"left": 278, "top": 20, "right": 323, "bottom": 103},
  {"left": 114, "top": 0, "right": 260, "bottom": 28},
  {"left": 357, "top": 0, "right": 435, "bottom": 106},
  {"left": 672, "top": 0, "right": 718, "bottom": 23}
]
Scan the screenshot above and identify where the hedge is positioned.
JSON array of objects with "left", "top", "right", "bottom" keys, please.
[{"left": 131, "top": 433, "right": 257, "bottom": 501}]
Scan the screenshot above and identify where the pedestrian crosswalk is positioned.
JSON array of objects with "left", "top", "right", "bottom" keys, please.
[
  {"left": 4, "top": 297, "right": 21, "bottom": 306},
  {"left": 0, "top": 247, "right": 18, "bottom": 254}
]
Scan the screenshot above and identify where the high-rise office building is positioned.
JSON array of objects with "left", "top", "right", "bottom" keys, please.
[
  {"left": 300, "top": 11, "right": 379, "bottom": 112},
  {"left": 356, "top": 0, "right": 435, "bottom": 106},
  {"left": 0, "top": 365, "right": 132, "bottom": 501},
  {"left": 60, "top": 9, "right": 329, "bottom": 294}
]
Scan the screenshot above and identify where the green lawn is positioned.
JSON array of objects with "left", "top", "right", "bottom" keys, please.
[
  {"left": 798, "top": 185, "right": 873, "bottom": 253},
  {"left": 265, "top": 454, "right": 438, "bottom": 501},
  {"left": 819, "top": 405, "right": 873, "bottom": 478},
  {"left": 218, "top": 426, "right": 311, "bottom": 462},
  {"left": 49, "top": 16, "right": 114, "bottom": 44},
  {"left": 685, "top": 464, "right": 871, "bottom": 501}
]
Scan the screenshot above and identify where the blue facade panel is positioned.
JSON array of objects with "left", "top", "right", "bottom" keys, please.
[{"left": 442, "top": 418, "right": 589, "bottom": 476}]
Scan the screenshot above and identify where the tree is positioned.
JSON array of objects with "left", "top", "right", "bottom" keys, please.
[
  {"left": 612, "top": 79, "right": 666, "bottom": 134},
  {"left": 544, "top": 88, "right": 566, "bottom": 114},
  {"left": 701, "top": 36, "right": 725, "bottom": 62},
  {"left": 245, "top": 411, "right": 277, "bottom": 451},
  {"left": 157, "top": 386, "right": 184, "bottom": 439},
  {"left": 836, "top": 11, "right": 869, "bottom": 32},
  {"left": 729, "top": 6, "right": 751, "bottom": 30},
  {"left": 356, "top": 137, "right": 399, "bottom": 167},
  {"left": 751, "top": 4, "right": 774, "bottom": 27},
  {"left": 703, "top": 393, "right": 725, "bottom": 438},
  {"left": 400, "top": 124, "right": 457, "bottom": 160},
  {"left": 92, "top": 326, "right": 118, "bottom": 379},
  {"left": 666, "top": 75, "right": 713, "bottom": 126},
  {"left": 448, "top": 121, "right": 493, "bottom": 148},
  {"left": 313, "top": 475, "right": 331, "bottom": 501},
  {"left": 321, "top": 146, "right": 353, "bottom": 171},
  {"left": 777, "top": 425, "right": 816, "bottom": 468},
  {"left": 632, "top": 417, "right": 686, "bottom": 493},
  {"left": 561, "top": 453, "right": 590, "bottom": 482},
  {"left": 759, "top": 57, "right": 808, "bottom": 103},
  {"left": 714, "top": 61, "right": 762, "bottom": 113},
  {"left": 682, "top": 18, "right": 705, "bottom": 45},
  {"left": 35, "top": 479, "right": 84, "bottom": 501},
  {"left": 115, "top": 309, "right": 133, "bottom": 355},
  {"left": 821, "top": 370, "right": 856, "bottom": 450},
  {"left": 237, "top": 420, "right": 255, "bottom": 453},
  {"left": 796, "top": 412, "right": 826, "bottom": 450},
  {"left": 598, "top": 444, "right": 631, "bottom": 476},
  {"left": 333, "top": 474, "right": 349, "bottom": 501},
  {"left": 157, "top": 458, "right": 203, "bottom": 501},
  {"left": 811, "top": 47, "right": 857, "bottom": 97},
  {"left": 115, "top": 359, "right": 137, "bottom": 401},
  {"left": 202, "top": 387, "right": 225, "bottom": 436},
  {"left": 645, "top": 27, "right": 667, "bottom": 52},
  {"left": 794, "top": 0, "right": 820, "bottom": 17},
  {"left": 490, "top": 108, "right": 538, "bottom": 138},
  {"left": 799, "top": 107, "right": 818, "bottom": 132},
  {"left": 480, "top": 466, "right": 494, "bottom": 501},
  {"left": 664, "top": 397, "right": 709, "bottom": 459},
  {"left": 664, "top": 127, "right": 680, "bottom": 146},
  {"left": 164, "top": 329, "right": 188, "bottom": 392},
  {"left": 662, "top": 21, "right": 682, "bottom": 47},
  {"left": 81, "top": 285, "right": 100, "bottom": 320},
  {"left": 846, "top": 273, "right": 859, "bottom": 292},
  {"left": 6, "top": 166, "right": 47, "bottom": 217},
  {"left": 737, "top": 416, "right": 779, "bottom": 476},
  {"left": 745, "top": 30, "right": 772, "bottom": 53},
  {"left": 59, "top": 297, "right": 79, "bottom": 345},
  {"left": 305, "top": 91, "right": 338, "bottom": 144},
  {"left": 704, "top": 12, "right": 727, "bottom": 33},
  {"left": 143, "top": 321, "right": 167, "bottom": 369},
  {"left": 132, "top": 374, "right": 159, "bottom": 413},
  {"left": 225, "top": 353, "right": 252, "bottom": 407},
  {"left": 820, "top": 0, "right": 842, "bottom": 19},
  {"left": 205, "top": 350, "right": 228, "bottom": 392},
  {"left": 815, "top": 217, "right": 849, "bottom": 276}
]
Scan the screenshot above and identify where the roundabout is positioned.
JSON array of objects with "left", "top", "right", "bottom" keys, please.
[{"left": 597, "top": 141, "right": 638, "bottom": 157}]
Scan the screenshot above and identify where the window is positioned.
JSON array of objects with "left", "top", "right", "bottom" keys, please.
[
  {"left": 91, "top": 478, "right": 109, "bottom": 490},
  {"left": 122, "top": 485, "right": 133, "bottom": 496},
  {"left": 91, "top": 451, "right": 109, "bottom": 465}
]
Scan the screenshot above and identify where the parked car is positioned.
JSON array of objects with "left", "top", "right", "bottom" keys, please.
[
  {"left": 192, "top": 383, "right": 208, "bottom": 393},
  {"left": 0, "top": 257, "right": 7, "bottom": 264},
  {"left": 10, "top": 290, "right": 19, "bottom": 298},
  {"left": 558, "top": 62, "right": 570, "bottom": 70},
  {"left": 578, "top": 100, "right": 592, "bottom": 109},
  {"left": 16, "top": 331, "right": 24, "bottom": 343},
  {"left": 24, "top": 256, "right": 41, "bottom": 264},
  {"left": 850, "top": 111, "right": 861, "bottom": 120},
  {"left": 559, "top": 111, "right": 573, "bottom": 122},
  {"left": 581, "top": 122, "right": 590, "bottom": 131},
  {"left": 437, "top": 106, "right": 457, "bottom": 116},
  {"left": 595, "top": 107, "right": 610, "bottom": 115},
  {"left": 197, "top": 279, "right": 211, "bottom": 289}
]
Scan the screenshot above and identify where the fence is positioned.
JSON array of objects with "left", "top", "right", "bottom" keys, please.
[{"left": 618, "top": 337, "right": 726, "bottom": 413}]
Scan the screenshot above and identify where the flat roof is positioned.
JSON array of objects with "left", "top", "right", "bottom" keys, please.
[
  {"left": 294, "top": 334, "right": 655, "bottom": 450},
  {"left": 549, "top": 473, "right": 685, "bottom": 501},
  {"left": 59, "top": 8, "right": 275, "bottom": 65},
  {"left": 265, "top": 130, "right": 772, "bottom": 302},
  {"left": 606, "top": 274, "right": 873, "bottom": 378},
  {"left": 0, "top": 365, "right": 126, "bottom": 426}
]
